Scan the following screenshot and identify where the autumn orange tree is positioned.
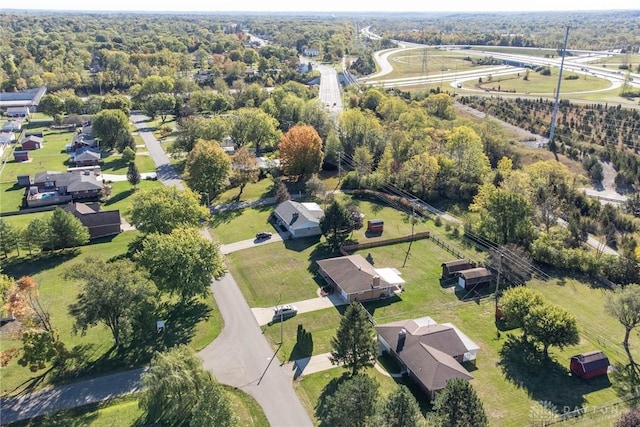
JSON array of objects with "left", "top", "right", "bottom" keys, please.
[
  {"left": 278, "top": 125, "right": 324, "bottom": 181},
  {"left": 1, "top": 276, "right": 68, "bottom": 371}
]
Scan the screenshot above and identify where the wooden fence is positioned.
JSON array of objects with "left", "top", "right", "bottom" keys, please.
[{"left": 339, "top": 232, "right": 431, "bottom": 255}]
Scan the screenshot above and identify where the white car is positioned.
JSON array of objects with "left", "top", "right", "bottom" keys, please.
[{"left": 273, "top": 304, "right": 298, "bottom": 319}]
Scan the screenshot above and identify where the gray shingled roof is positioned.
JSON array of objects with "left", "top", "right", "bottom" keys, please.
[{"left": 317, "top": 255, "right": 392, "bottom": 294}]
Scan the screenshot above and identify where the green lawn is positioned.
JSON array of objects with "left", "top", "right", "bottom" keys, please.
[
  {"left": 470, "top": 70, "right": 611, "bottom": 94},
  {"left": 294, "top": 366, "right": 412, "bottom": 426},
  {"left": 102, "top": 179, "right": 164, "bottom": 221},
  {"left": 213, "top": 177, "right": 275, "bottom": 206},
  {"left": 263, "top": 308, "right": 343, "bottom": 360},
  {"left": 0, "top": 182, "right": 27, "bottom": 213},
  {"left": 383, "top": 48, "right": 480, "bottom": 80},
  {"left": 101, "top": 152, "right": 157, "bottom": 174},
  {"left": 0, "top": 231, "right": 223, "bottom": 397},
  {"left": 210, "top": 205, "right": 274, "bottom": 244}
]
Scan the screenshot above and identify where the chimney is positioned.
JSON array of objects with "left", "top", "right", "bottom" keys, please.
[
  {"left": 372, "top": 275, "right": 380, "bottom": 288},
  {"left": 396, "top": 329, "right": 407, "bottom": 353}
]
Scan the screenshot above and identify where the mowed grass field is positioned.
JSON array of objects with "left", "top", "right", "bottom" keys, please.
[
  {"left": 220, "top": 192, "right": 639, "bottom": 426},
  {"left": 0, "top": 231, "right": 223, "bottom": 396},
  {"left": 469, "top": 70, "right": 612, "bottom": 94},
  {"left": 384, "top": 48, "right": 480, "bottom": 80}
]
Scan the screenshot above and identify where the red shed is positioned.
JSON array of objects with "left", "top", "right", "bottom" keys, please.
[
  {"left": 367, "top": 219, "right": 384, "bottom": 233},
  {"left": 13, "top": 150, "right": 30, "bottom": 162},
  {"left": 570, "top": 350, "right": 609, "bottom": 379}
]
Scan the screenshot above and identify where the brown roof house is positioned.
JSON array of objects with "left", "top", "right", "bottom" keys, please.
[
  {"left": 27, "top": 170, "right": 103, "bottom": 207},
  {"left": 63, "top": 202, "right": 121, "bottom": 239},
  {"left": 376, "top": 316, "right": 479, "bottom": 401},
  {"left": 316, "top": 254, "right": 405, "bottom": 303}
]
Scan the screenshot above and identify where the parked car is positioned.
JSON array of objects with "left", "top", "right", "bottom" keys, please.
[
  {"left": 256, "top": 231, "right": 272, "bottom": 240},
  {"left": 273, "top": 304, "right": 297, "bottom": 319}
]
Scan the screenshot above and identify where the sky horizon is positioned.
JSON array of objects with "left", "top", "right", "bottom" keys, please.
[{"left": 5, "top": 1, "right": 639, "bottom": 13}]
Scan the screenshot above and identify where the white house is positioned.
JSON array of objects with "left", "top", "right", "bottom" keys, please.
[{"left": 273, "top": 200, "right": 324, "bottom": 238}]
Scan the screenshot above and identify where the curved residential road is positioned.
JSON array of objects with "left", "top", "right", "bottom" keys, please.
[
  {"left": 0, "top": 116, "right": 313, "bottom": 426},
  {"left": 134, "top": 115, "right": 313, "bottom": 427}
]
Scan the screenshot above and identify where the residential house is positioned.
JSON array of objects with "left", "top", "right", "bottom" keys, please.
[
  {"left": 27, "top": 170, "right": 103, "bottom": 207},
  {"left": 457, "top": 268, "right": 493, "bottom": 291},
  {"left": 21, "top": 135, "right": 43, "bottom": 150},
  {"left": 7, "top": 106, "right": 30, "bottom": 118},
  {"left": 0, "top": 132, "right": 15, "bottom": 144},
  {"left": 63, "top": 202, "right": 121, "bottom": 239},
  {"left": 376, "top": 316, "right": 479, "bottom": 400},
  {"left": 2, "top": 120, "right": 22, "bottom": 133},
  {"left": 316, "top": 254, "right": 406, "bottom": 303},
  {"left": 273, "top": 200, "right": 324, "bottom": 238},
  {"left": 303, "top": 48, "right": 319, "bottom": 56},
  {"left": 73, "top": 146, "right": 101, "bottom": 167}
]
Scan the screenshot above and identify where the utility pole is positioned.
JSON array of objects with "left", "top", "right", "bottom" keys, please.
[
  {"left": 337, "top": 151, "right": 342, "bottom": 181},
  {"left": 494, "top": 252, "right": 503, "bottom": 316},
  {"left": 548, "top": 25, "right": 571, "bottom": 159},
  {"left": 403, "top": 200, "right": 418, "bottom": 267}
]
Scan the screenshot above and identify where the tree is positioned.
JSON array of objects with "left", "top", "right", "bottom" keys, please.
[
  {"left": 230, "top": 146, "right": 259, "bottom": 198},
  {"left": 499, "top": 287, "right": 545, "bottom": 330},
  {"left": 47, "top": 207, "right": 90, "bottom": 250},
  {"left": 305, "top": 174, "right": 327, "bottom": 200},
  {"left": 127, "top": 161, "right": 141, "bottom": 189},
  {"left": 67, "top": 259, "right": 157, "bottom": 348},
  {"left": 323, "top": 374, "right": 379, "bottom": 427},
  {"left": 184, "top": 139, "right": 231, "bottom": 198},
  {"left": 379, "top": 385, "right": 422, "bottom": 427},
  {"left": 144, "top": 93, "right": 175, "bottom": 123},
  {"left": 121, "top": 146, "right": 136, "bottom": 163},
  {"left": 93, "top": 108, "right": 130, "bottom": 150},
  {"left": 130, "top": 186, "right": 209, "bottom": 235},
  {"left": 320, "top": 201, "right": 354, "bottom": 251},
  {"left": 477, "top": 189, "right": 535, "bottom": 246},
  {"left": 25, "top": 217, "right": 51, "bottom": 252},
  {"left": 229, "top": 107, "right": 281, "bottom": 156},
  {"left": 605, "top": 284, "right": 640, "bottom": 352},
  {"left": 433, "top": 379, "right": 488, "bottom": 427},
  {"left": 524, "top": 303, "right": 580, "bottom": 357},
  {"left": 398, "top": 152, "right": 440, "bottom": 199},
  {"left": 279, "top": 125, "right": 324, "bottom": 179},
  {"left": 38, "top": 94, "right": 65, "bottom": 118},
  {"left": 444, "top": 126, "right": 490, "bottom": 185},
  {"left": 330, "top": 303, "right": 377, "bottom": 375},
  {"left": 140, "top": 346, "right": 222, "bottom": 427},
  {"left": 101, "top": 94, "right": 132, "bottom": 116},
  {"left": 189, "top": 382, "right": 237, "bottom": 427},
  {"left": 275, "top": 180, "right": 291, "bottom": 204},
  {"left": 0, "top": 219, "right": 18, "bottom": 257},
  {"left": 424, "top": 93, "right": 455, "bottom": 119},
  {"left": 136, "top": 227, "right": 224, "bottom": 301}
]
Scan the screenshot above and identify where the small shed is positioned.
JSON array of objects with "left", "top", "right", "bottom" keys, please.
[
  {"left": 21, "top": 135, "right": 43, "bottom": 150},
  {"left": 13, "top": 150, "right": 29, "bottom": 162},
  {"left": 367, "top": 219, "right": 384, "bottom": 233},
  {"left": 570, "top": 351, "right": 610, "bottom": 379},
  {"left": 442, "top": 259, "right": 475, "bottom": 278},
  {"left": 457, "top": 268, "right": 493, "bottom": 290}
]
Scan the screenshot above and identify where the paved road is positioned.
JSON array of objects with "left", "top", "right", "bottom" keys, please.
[
  {"left": 0, "top": 369, "right": 145, "bottom": 424},
  {"left": 0, "top": 115, "right": 313, "bottom": 426},
  {"left": 130, "top": 114, "right": 183, "bottom": 189}
]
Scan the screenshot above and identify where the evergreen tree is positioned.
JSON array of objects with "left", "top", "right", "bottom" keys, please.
[
  {"left": 433, "top": 379, "right": 488, "bottom": 427},
  {"left": 320, "top": 200, "right": 354, "bottom": 251},
  {"left": 323, "top": 374, "right": 379, "bottom": 427},
  {"left": 47, "top": 208, "right": 90, "bottom": 250},
  {"left": 127, "top": 161, "right": 141, "bottom": 189},
  {"left": 379, "top": 385, "right": 422, "bottom": 427},
  {"left": 330, "top": 303, "right": 377, "bottom": 375}
]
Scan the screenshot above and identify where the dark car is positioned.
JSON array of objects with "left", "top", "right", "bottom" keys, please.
[{"left": 256, "top": 231, "right": 272, "bottom": 240}]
